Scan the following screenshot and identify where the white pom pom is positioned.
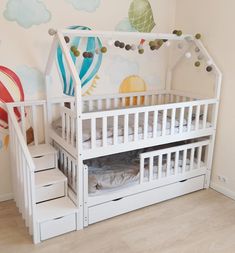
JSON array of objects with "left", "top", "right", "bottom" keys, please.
[
  {"left": 48, "top": 28, "right": 57, "bottom": 36},
  {"left": 131, "top": 44, "right": 136, "bottom": 50},
  {"left": 207, "top": 60, "right": 213, "bottom": 65},
  {"left": 165, "top": 41, "right": 171, "bottom": 47},
  {"left": 185, "top": 52, "right": 192, "bottom": 59}
]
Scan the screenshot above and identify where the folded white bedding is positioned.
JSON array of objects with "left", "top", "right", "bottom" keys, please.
[
  {"left": 52, "top": 112, "right": 210, "bottom": 149},
  {"left": 52, "top": 112, "right": 182, "bottom": 142}
]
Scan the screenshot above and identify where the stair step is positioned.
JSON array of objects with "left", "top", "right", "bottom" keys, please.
[
  {"left": 36, "top": 197, "right": 77, "bottom": 222},
  {"left": 36, "top": 197, "right": 77, "bottom": 241},
  {"left": 29, "top": 144, "right": 57, "bottom": 158},
  {"left": 35, "top": 169, "right": 66, "bottom": 188},
  {"left": 35, "top": 169, "right": 67, "bottom": 203},
  {"left": 29, "top": 144, "right": 57, "bottom": 171}
]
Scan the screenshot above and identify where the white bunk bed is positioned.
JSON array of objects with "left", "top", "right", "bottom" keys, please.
[{"left": 6, "top": 30, "right": 221, "bottom": 243}]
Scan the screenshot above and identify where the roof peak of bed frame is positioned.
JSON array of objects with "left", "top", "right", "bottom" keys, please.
[{"left": 59, "top": 29, "right": 194, "bottom": 41}]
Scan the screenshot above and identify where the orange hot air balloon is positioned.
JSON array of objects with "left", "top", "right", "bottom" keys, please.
[{"left": 0, "top": 66, "right": 24, "bottom": 130}]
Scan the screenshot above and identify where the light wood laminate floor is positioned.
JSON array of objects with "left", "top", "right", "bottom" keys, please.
[{"left": 1, "top": 189, "right": 235, "bottom": 253}]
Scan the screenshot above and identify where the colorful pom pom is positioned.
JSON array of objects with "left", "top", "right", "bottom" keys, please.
[
  {"left": 206, "top": 66, "right": 213, "bottom": 72},
  {"left": 73, "top": 50, "right": 80, "bottom": 57},
  {"left": 195, "top": 33, "right": 202, "bottom": 40},
  {"left": 70, "top": 46, "right": 77, "bottom": 53},
  {"left": 64, "top": 36, "right": 70, "bottom": 43},
  {"left": 101, "top": 47, "right": 107, "bottom": 53}
]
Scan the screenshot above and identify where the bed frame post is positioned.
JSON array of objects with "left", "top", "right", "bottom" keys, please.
[
  {"left": 57, "top": 32, "right": 84, "bottom": 230},
  {"left": 204, "top": 73, "right": 222, "bottom": 188},
  {"left": 45, "top": 36, "right": 58, "bottom": 143},
  {"left": 193, "top": 39, "right": 222, "bottom": 188}
]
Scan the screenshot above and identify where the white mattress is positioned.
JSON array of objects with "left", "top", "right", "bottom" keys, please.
[{"left": 52, "top": 112, "right": 211, "bottom": 149}]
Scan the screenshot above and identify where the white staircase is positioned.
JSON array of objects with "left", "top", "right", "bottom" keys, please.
[{"left": 28, "top": 144, "right": 78, "bottom": 242}]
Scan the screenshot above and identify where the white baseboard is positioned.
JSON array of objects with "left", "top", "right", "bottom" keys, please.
[
  {"left": 0, "top": 193, "right": 14, "bottom": 202},
  {"left": 210, "top": 182, "right": 235, "bottom": 201}
]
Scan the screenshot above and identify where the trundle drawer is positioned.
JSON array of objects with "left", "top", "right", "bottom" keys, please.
[
  {"left": 40, "top": 213, "right": 76, "bottom": 241},
  {"left": 88, "top": 175, "right": 205, "bottom": 224},
  {"left": 33, "top": 154, "right": 56, "bottom": 171},
  {"left": 36, "top": 182, "right": 65, "bottom": 203}
]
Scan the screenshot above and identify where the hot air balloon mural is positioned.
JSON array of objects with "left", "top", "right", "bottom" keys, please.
[
  {"left": 0, "top": 65, "right": 25, "bottom": 150},
  {"left": 128, "top": 0, "right": 156, "bottom": 48},
  {"left": 0, "top": 65, "right": 25, "bottom": 130},
  {"left": 57, "top": 25, "right": 103, "bottom": 96}
]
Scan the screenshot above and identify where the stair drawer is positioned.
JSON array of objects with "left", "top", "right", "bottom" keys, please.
[
  {"left": 40, "top": 213, "right": 76, "bottom": 241},
  {"left": 36, "top": 182, "right": 65, "bottom": 203},
  {"left": 33, "top": 154, "right": 56, "bottom": 171},
  {"left": 88, "top": 175, "right": 205, "bottom": 224}
]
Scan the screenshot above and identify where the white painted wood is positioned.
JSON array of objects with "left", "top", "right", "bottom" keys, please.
[
  {"left": 36, "top": 182, "right": 65, "bottom": 203},
  {"left": 88, "top": 175, "right": 205, "bottom": 224},
  {"left": 61, "top": 29, "right": 193, "bottom": 41},
  {"left": 33, "top": 154, "right": 55, "bottom": 171},
  {"left": 6, "top": 30, "right": 222, "bottom": 243},
  {"left": 36, "top": 196, "right": 77, "bottom": 222},
  {"left": 40, "top": 213, "right": 76, "bottom": 241},
  {"left": 29, "top": 144, "right": 57, "bottom": 157}
]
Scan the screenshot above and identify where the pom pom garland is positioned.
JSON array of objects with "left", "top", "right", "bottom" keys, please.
[
  {"left": 64, "top": 36, "right": 70, "bottom": 43},
  {"left": 195, "top": 33, "right": 202, "bottom": 40},
  {"left": 206, "top": 66, "right": 213, "bottom": 72},
  {"left": 185, "top": 52, "right": 192, "bottom": 59},
  {"left": 48, "top": 28, "right": 57, "bottom": 36}
]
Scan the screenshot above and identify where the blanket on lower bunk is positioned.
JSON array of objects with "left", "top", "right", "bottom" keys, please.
[{"left": 86, "top": 150, "right": 202, "bottom": 194}]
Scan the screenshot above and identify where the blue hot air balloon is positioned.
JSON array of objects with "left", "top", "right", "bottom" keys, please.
[{"left": 57, "top": 26, "right": 103, "bottom": 96}]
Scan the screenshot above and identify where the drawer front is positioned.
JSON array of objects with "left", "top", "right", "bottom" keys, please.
[
  {"left": 89, "top": 175, "right": 205, "bottom": 224},
  {"left": 40, "top": 213, "right": 76, "bottom": 241},
  {"left": 33, "top": 154, "right": 55, "bottom": 171},
  {"left": 36, "top": 182, "right": 65, "bottom": 203}
]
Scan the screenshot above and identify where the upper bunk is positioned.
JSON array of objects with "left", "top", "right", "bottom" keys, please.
[{"left": 6, "top": 28, "right": 222, "bottom": 160}]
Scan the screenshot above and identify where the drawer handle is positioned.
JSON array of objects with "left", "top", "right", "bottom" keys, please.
[
  {"left": 112, "top": 197, "right": 123, "bottom": 202},
  {"left": 54, "top": 216, "right": 64, "bottom": 220},
  {"left": 34, "top": 155, "right": 44, "bottom": 158},
  {"left": 179, "top": 179, "right": 188, "bottom": 183},
  {"left": 43, "top": 184, "right": 53, "bottom": 187}
]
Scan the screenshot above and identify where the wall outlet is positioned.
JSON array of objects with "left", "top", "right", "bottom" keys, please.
[{"left": 218, "top": 175, "right": 228, "bottom": 183}]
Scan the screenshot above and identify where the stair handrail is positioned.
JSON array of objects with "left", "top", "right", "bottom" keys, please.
[
  {"left": 7, "top": 103, "right": 38, "bottom": 243},
  {"left": 7, "top": 104, "right": 36, "bottom": 171}
]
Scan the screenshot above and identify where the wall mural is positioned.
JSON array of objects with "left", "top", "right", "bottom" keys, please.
[
  {"left": 0, "top": 66, "right": 25, "bottom": 150},
  {"left": 115, "top": 0, "right": 156, "bottom": 94},
  {"left": 128, "top": 0, "right": 156, "bottom": 33},
  {"left": 66, "top": 0, "right": 101, "bottom": 12},
  {"left": 115, "top": 18, "right": 137, "bottom": 32},
  {"left": 3, "top": 0, "right": 51, "bottom": 28},
  {"left": 0, "top": 0, "right": 158, "bottom": 151},
  {"left": 57, "top": 26, "right": 103, "bottom": 96},
  {"left": 116, "top": 0, "right": 155, "bottom": 33},
  {"left": 15, "top": 66, "right": 45, "bottom": 100}
]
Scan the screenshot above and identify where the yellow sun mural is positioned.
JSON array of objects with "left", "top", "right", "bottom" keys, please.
[{"left": 119, "top": 75, "right": 147, "bottom": 106}]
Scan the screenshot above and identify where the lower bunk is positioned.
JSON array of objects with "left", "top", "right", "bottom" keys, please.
[{"left": 54, "top": 138, "right": 210, "bottom": 225}]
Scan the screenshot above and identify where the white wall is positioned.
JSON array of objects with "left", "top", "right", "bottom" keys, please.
[
  {"left": 0, "top": 0, "right": 176, "bottom": 201},
  {"left": 175, "top": 0, "right": 235, "bottom": 198}
]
